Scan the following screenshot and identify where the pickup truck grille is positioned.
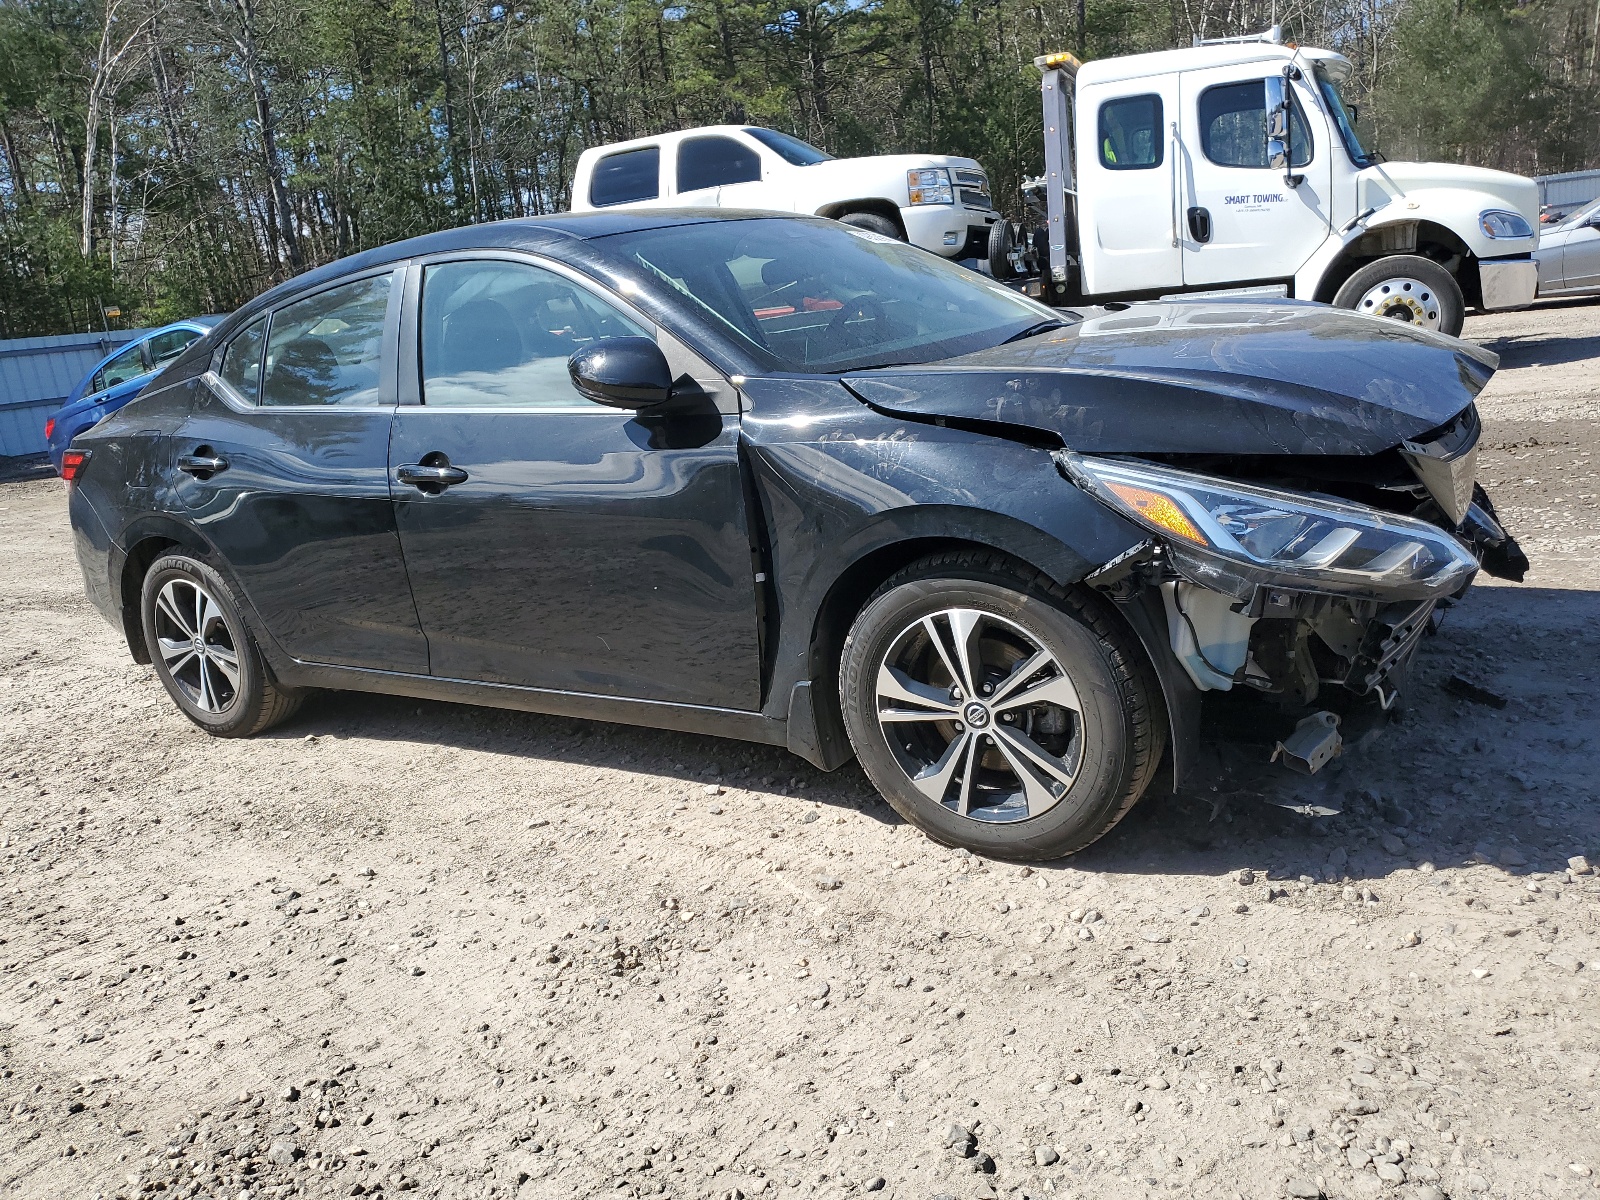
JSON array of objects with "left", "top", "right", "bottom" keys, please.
[{"left": 952, "top": 168, "right": 991, "bottom": 209}]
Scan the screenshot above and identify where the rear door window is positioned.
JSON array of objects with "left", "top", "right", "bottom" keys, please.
[
  {"left": 261, "top": 274, "right": 393, "bottom": 407},
  {"left": 217, "top": 317, "right": 268, "bottom": 404},
  {"left": 589, "top": 147, "right": 661, "bottom": 207},
  {"left": 677, "top": 136, "right": 762, "bottom": 192},
  {"left": 98, "top": 342, "right": 148, "bottom": 391},
  {"left": 1098, "top": 95, "right": 1164, "bottom": 170}
]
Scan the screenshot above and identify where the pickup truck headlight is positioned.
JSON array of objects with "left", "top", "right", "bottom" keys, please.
[
  {"left": 1060, "top": 453, "right": 1479, "bottom": 601},
  {"left": 907, "top": 168, "right": 954, "bottom": 206},
  {"left": 1479, "top": 209, "right": 1533, "bottom": 239}
]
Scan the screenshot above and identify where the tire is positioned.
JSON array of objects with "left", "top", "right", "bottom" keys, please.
[
  {"left": 140, "top": 553, "right": 303, "bottom": 737},
  {"left": 838, "top": 550, "right": 1165, "bottom": 861},
  {"left": 1332, "top": 255, "right": 1465, "bottom": 337},
  {"left": 838, "top": 211, "right": 904, "bottom": 240},
  {"left": 987, "top": 220, "right": 1017, "bottom": 280}
]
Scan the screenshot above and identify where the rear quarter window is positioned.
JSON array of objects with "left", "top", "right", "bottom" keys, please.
[
  {"left": 1098, "top": 94, "right": 1164, "bottom": 170},
  {"left": 590, "top": 147, "right": 661, "bottom": 207}
]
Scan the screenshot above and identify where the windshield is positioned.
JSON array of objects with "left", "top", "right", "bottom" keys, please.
[
  {"left": 597, "top": 218, "right": 1065, "bottom": 373},
  {"left": 1313, "top": 65, "right": 1374, "bottom": 167},
  {"left": 1555, "top": 197, "right": 1600, "bottom": 230},
  {"left": 744, "top": 128, "right": 833, "bottom": 167}
]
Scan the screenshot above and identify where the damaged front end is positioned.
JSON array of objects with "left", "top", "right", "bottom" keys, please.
[{"left": 1057, "top": 420, "right": 1527, "bottom": 738}]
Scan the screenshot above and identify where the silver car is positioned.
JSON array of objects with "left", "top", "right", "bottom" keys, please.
[{"left": 1535, "top": 197, "right": 1600, "bottom": 298}]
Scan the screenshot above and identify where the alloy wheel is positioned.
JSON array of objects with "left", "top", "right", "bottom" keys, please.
[
  {"left": 152, "top": 577, "right": 241, "bottom": 714},
  {"left": 1355, "top": 276, "right": 1441, "bottom": 330},
  {"left": 875, "top": 607, "right": 1084, "bottom": 823}
]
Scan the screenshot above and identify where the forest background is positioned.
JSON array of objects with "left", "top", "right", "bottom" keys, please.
[{"left": 0, "top": 0, "right": 1596, "bottom": 335}]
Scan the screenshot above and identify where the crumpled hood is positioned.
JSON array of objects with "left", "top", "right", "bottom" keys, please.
[{"left": 843, "top": 300, "right": 1497, "bottom": 456}]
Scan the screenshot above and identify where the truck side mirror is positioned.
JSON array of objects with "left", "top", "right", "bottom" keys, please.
[
  {"left": 1263, "top": 72, "right": 1301, "bottom": 186},
  {"left": 1264, "top": 75, "right": 1289, "bottom": 140}
]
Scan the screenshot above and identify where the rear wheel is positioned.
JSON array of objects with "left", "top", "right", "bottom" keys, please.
[
  {"left": 1332, "top": 255, "right": 1465, "bottom": 336},
  {"left": 838, "top": 211, "right": 904, "bottom": 240},
  {"left": 838, "top": 551, "right": 1164, "bottom": 861},
  {"left": 140, "top": 553, "right": 302, "bottom": 737}
]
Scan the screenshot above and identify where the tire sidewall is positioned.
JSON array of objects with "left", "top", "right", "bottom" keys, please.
[
  {"left": 841, "top": 575, "right": 1138, "bottom": 860},
  {"left": 838, "top": 211, "right": 905, "bottom": 241},
  {"left": 140, "top": 553, "right": 268, "bottom": 736},
  {"left": 1333, "top": 255, "right": 1465, "bottom": 337}
]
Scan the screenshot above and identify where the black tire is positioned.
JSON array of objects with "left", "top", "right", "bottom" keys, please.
[
  {"left": 140, "top": 553, "right": 303, "bottom": 737},
  {"left": 838, "top": 211, "right": 904, "bottom": 240},
  {"left": 838, "top": 551, "right": 1164, "bottom": 861},
  {"left": 987, "top": 220, "right": 1017, "bottom": 280},
  {"left": 1332, "top": 254, "right": 1465, "bottom": 337}
]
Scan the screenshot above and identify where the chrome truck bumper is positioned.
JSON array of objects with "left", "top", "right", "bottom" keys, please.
[{"left": 1479, "top": 257, "right": 1539, "bottom": 310}]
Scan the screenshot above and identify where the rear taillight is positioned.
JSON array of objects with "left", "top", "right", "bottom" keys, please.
[
  {"left": 44, "top": 417, "right": 55, "bottom": 440},
  {"left": 60, "top": 449, "right": 91, "bottom": 484}
]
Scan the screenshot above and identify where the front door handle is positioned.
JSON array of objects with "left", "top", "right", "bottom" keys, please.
[
  {"left": 176, "top": 450, "right": 228, "bottom": 478},
  {"left": 1187, "top": 206, "right": 1212, "bottom": 244},
  {"left": 397, "top": 461, "right": 469, "bottom": 493}
]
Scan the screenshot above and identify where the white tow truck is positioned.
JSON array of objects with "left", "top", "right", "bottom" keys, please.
[
  {"left": 569, "top": 125, "right": 1001, "bottom": 260},
  {"left": 988, "top": 28, "right": 1540, "bottom": 335}
]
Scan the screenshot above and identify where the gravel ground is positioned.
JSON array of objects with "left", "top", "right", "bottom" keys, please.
[{"left": 2, "top": 301, "right": 1599, "bottom": 1200}]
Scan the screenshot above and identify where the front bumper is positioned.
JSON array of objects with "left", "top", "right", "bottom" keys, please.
[
  {"left": 899, "top": 204, "right": 999, "bottom": 258},
  {"left": 1479, "top": 256, "right": 1538, "bottom": 309}
]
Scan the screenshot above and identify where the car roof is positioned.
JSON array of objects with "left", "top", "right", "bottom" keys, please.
[
  {"left": 574, "top": 126, "right": 766, "bottom": 161},
  {"left": 228, "top": 210, "right": 790, "bottom": 324}
]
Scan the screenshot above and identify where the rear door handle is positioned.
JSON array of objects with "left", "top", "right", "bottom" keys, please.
[
  {"left": 176, "top": 451, "right": 228, "bottom": 478},
  {"left": 397, "top": 462, "right": 469, "bottom": 492},
  {"left": 1187, "top": 206, "right": 1212, "bottom": 244}
]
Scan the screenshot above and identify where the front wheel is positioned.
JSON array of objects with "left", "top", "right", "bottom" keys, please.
[
  {"left": 838, "top": 211, "right": 904, "bottom": 240},
  {"left": 140, "top": 553, "right": 303, "bottom": 737},
  {"left": 1332, "top": 255, "right": 1465, "bottom": 336},
  {"left": 838, "top": 551, "right": 1164, "bottom": 861}
]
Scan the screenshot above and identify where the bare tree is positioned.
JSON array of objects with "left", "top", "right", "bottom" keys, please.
[{"left": 81, "top": 0, "right": 152, "bottom": 258}]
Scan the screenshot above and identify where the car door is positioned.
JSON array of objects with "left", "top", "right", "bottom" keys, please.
[
  {"left": 1562, "top": 206, "right": 1600, "bottom": 291},
  {"left": 1074, "top": 80, "right": 1184, "bottom": 294},
  {"left": 387, "top": 252, "right": 764, "bottom": 710},
  {"left": 1177, "top": 65, "right": 1332, "bottom": 287},
  {"left": 167, "top": 267, "right": 429, "bottom": 673}
]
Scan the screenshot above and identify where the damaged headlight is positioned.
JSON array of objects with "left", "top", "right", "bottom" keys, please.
[{"left": 1060, "top": 452, "right": 1479, "bottom": 601}]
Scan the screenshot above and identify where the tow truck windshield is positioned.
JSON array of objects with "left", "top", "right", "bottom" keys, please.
[{"left": 1314, "top": 65, "right": 1375, "bottom": 167}]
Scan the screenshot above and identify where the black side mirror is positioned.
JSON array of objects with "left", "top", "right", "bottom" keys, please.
[{"left": 568, "top": 337, "right": 673, "bottom": 409}]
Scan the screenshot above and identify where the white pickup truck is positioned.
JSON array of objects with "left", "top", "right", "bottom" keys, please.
[
  {"left": 992, "top": 28, "right": 1541, "bottom": 335},
  {"left": 569, "top": 125, "right": 1001, "bottom": 260}
]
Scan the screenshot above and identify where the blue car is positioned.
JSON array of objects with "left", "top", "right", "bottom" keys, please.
[{"left": 45, "top": 317, "right": 222, "bottom": 473}]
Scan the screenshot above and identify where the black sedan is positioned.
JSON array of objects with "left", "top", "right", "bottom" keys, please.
[{"left": 65, "top": 211, "right": 1524, "bottom": 860}]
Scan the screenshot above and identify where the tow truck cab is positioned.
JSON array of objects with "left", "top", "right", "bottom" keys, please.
[{"left": 1002, "top": 29, "right": 1539, "bottom": 335}]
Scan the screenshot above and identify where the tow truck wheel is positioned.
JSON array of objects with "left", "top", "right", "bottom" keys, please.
[
  {"left": 1332, "top": 255, "right": 1465, "bottom": 337},
  {"left": 838, "top": 211, "right": 904, "bottom": 240}
]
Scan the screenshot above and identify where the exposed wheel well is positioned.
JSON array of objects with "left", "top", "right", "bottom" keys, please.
[
  {"left": 815, "top": 199, "right": 907, "bottom": 238},
  {"left": 1315, "top": 220, "right": 1476, "bottom": 304},
  {"left": 119, "top": 536, "right": 180, "bottom": 664}
]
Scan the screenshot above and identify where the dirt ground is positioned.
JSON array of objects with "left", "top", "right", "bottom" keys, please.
[{"left": 3, "top": 300, "right": 1599, "bottom": 1200}]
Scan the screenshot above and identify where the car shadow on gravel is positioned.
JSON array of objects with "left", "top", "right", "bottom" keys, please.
[
  {"left": 257, "top": 584, "right": 1597, "bottom": 892},
  {"left": 1478, "top": 311, "right": 1600, "bottom": 368}
]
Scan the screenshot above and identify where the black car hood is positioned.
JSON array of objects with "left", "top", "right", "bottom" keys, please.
[{"left": 843, "top": 300, "right": 1497, "bottom": 456}]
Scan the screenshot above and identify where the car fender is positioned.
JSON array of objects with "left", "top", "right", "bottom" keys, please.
[{"left": 740, "top": 380, "right": 1198, "bottom": 780}]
